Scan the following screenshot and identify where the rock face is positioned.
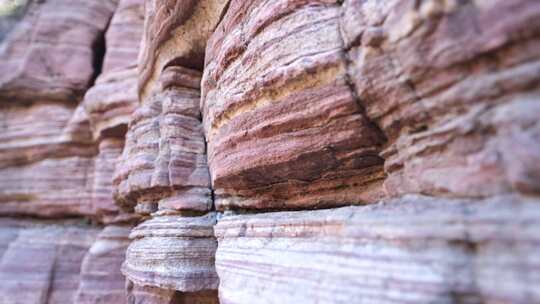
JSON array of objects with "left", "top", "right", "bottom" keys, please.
[
  {"left": 341, "top": 0, "right": 540, "bottom": 198},
  {"left": 202, "top": 0, "right": 386, "bottom": 210},
  {"left": 215, "top": 195, "right": 540, "bottom": 303},
  {"left": 0, "top": 0, "right": 117, "bottom": 103},
  {"left": 1, "top": 0, "right": 540, "bottom": 303},
  {"left": 113, "top": 1, "right": 228, "bottom": 301},
  {"left": 0, "top": 0, "right": 144, "bottom": 302},
  {"left": 123, "top": 213, "right": 218, "bottom": 291},
  {"left": 0, "top": 219, "right": 100, "bottom": 304},
  {"left": 75, "top": 225, "right": 132, "bottom": 304}
]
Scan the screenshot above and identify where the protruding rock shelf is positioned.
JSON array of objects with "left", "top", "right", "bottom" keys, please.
[
  {"left": 123, "top": 213, "right": 218, "bottom": 291},
  {"left": 202, "top": 0, "right": 386, "bottom": 211}
]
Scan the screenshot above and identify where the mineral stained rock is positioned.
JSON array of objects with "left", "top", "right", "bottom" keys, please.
[
  {"left": 215, "top": 195, "right": 540, "bottom": 304},
  {"left": 341, "top": 0, "right": 540, "bottom": 198},
  {"left": 202, "top": 0, "right": 386, "bottom": 211}
]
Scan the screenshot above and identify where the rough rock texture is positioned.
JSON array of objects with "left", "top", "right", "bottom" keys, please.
[
  {"left": 0, "top": 219, "right": 100, "bottom": 304},
  {"left": 215, "top": 195, "right": 540, "bottom": 304},
  {"left": 0, "top": 0, "right": 115, "bottom": 218},
  {"left": 202, "top": 0, "right": 386, "bottom": 211},
  {"left": 0, "top": 0, "right": 144, "bottom": 302},
  {"left": 112, "top": 2, "right": 228, "bottom": 301},
  {"left": 1, "top": 0, "right": 540, "bottom": 303},
  {"left": 113, "top": 68, "right": 211, "bottom": 213},
  {"left": 341, "top": 0, "right": 540, "bottom": 198},
  {"left": 82, "top": 0, "right": 144, "bottom": 141},
  {"left": 75, "top": 225, "right": 132, "bottom": 304},
  {"left": 123, "top": 213, "right": 218, "bottom": 291},
  {"left": 0, "top": 0, "right": 117, "bottom": 103}
]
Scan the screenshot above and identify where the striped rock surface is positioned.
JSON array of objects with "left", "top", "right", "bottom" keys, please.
[{"left": 215, "top": 195, "right": 540, "bottom": 304}]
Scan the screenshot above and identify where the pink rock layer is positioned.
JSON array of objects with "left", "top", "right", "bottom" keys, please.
[
  {"left": 75, "top": 225, "right": 132, "bottom": 304},
  {"left": 215, "top": 195, "right": 540, "bottom": 304},
  {"left": 341, "top": 0, "right": 540, "bottom": 198},
  {"left": 202, "top": 0, "right": 387, "bottom": 211},
  {"left": 0, "top": 0, "right": 117, "bottom": 103},
  {"left": 114, "top": 66, "right": 211, "bottom": 214},
  {"left": 0, "top": 219, "right": 100, "bottom": 303}
]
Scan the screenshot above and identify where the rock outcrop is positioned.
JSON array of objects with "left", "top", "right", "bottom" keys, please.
[
  {"left": 0, "top": 219, "right": 100, "bottom": 304},
  {"left": 0, "top": 0, "right": 144, "bottom": 302},
  {"left": 0, "top": 0, "right": 539, "bottom": 303},
  {"left": 215, "top": 195, "right": 540, "bottom": 303},
  {"left": 341, "top": 0, "right": 540, "bottom": 198},
  {"left": 202, "top": 0, "right": 386, "bottom": 211}
]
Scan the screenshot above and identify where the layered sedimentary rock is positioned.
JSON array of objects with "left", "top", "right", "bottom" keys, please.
[
  {"left": 0, "top": 0, "right": 144, "bottom": 302},
  {"left": 0, "top": 0, "right": 117, "bottom": 103},
  {"left": 123, "top": 212, "right": 218, "bottom": 291},
  {"left": 82, "top": 0, "right": 144, "bottom": 140},
  {"left": 215, "top": 195, "right": 540, "bottom": 304},
  {"left": 113, "top": 67, "right": 211, "bottom": 213},
  {"left": 80, "top": 0, "right": 145, "bottom": 223},
  {"left": 0, "top": 0, "right": 117, "bottom": 218},
  {"left": 1, "top": 0, "right": 540, "bottom": 302},
  {"left": 341, "top": 0, "right": 540, "bottom": 197},
  {"left": 201, "top": 0, "right": 386, "bottom": 211},
  {"left": 0, "top": 219, "right": 100, "bottom": 304},
  {"left": 114, "top": 1, "right": 229, "bottom": 300},
  {"left": 75, "top": 225, "right": 132, "bottom": 304}
]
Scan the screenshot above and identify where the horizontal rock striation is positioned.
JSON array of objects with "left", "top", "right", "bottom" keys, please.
[
  {"left": 82, "top": 0, "right": 144, "bottom": 141},
  {"left": 0, "top": 219, "right": 100, "bottom": 304},
  {"left": 0, "top": 0, "right": 118, "bottom": 219},
  {"left": 115, "top": 2, "right": 226, "bottom": 300},
  {"left": 113, "top": 67, "right": 212, "bottom": 213},
  {"left": 215, "top": 195, "right": 540, "bottom": 304},
  {"left": 202, "top": 0, "right": 387, "bottom": 211},
  {"left": 75, "top": 225, "right": 132, "bottom": 304},
  {"left": 0, "top": 0, "right": 143, "bottom": 302},
  {"left": 341, "top": 0, "right": 540, "bottom": 198},
  {"left": 122, "top": 212, "right": 218, "bottom": 291},
  {"left": 0, "top": 0, "right": 118, "bottom": 103},
  {"left": 126, "top": 280, "right": 219, "bottom": 304}
]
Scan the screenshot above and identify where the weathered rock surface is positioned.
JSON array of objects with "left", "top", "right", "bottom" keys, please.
[
  {"left": 215, "top": 195, "right": 540, "bottom": 304},
  {"left": 123, "top": 212, "right": 218, "bottom": 292},
  {"left": 114, "top": 2, "right": 225, "bottom": 299},
  {"left": 342, "top": 0, "right": 540, "bottom": 198},
  {"left": 82, "top": 0, "right": 144, "bottom": 140},
  {"left": 1, "top": 0, "right": 540, "bottom": 303},
  {"left": 75, "top": 225, "right": 132, "bottom": 304},
  {"left": 137, "top": 0, "right": 229, "bottom": 100},
  {"left": 0, "top": 219, "right": 100, "bottom": 304},
  {"left": 0, "top": 0, "right": 143, "bottom": 303},
  {"left": 0, "top": 0, "right": 117, "bottom": 103},
  {"left": 0, "top": 0, "right": 117, "bottom": 219},
  {"left": 113, "top": 68, "right": 211, "bottom": 213},
  {"left": 202, "top": 0, "right": 386, "bottom": 211},
  {"left": 126, "top": 280, "right": 219, "bottom": 304}
]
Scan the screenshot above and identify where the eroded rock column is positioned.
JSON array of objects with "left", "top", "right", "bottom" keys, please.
[{"left": 113, "top": 0, "right": 229, "bottom": 301}]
